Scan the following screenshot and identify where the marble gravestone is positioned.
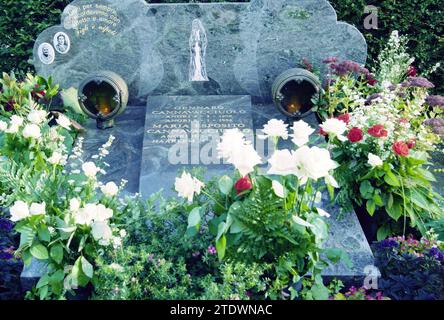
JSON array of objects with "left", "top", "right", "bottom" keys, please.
[
  {"left": 23, "top": 0, "right": 376, "bottom": 290},
  {"left": 140, "top": 95, "right": 253, "bottom": 198},
  {"left": 33, "top": 0, "right": 367, "bottom": 103}
]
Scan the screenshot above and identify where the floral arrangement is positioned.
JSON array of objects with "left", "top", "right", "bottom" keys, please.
[
  {"left": 374, "top": 233, "right": 444, "bottom": 300},
  {"left": 332, "top": 286, "right": 389, "bottom": 301},
  {"left": 316, "top": 31, "right": 444, "bottom": 240},
  {"left": 377, "top": 234, "right": 444, "bottom": 262},
  {"left": 174, "top": 119, "right": 348, "bottom": 299}
]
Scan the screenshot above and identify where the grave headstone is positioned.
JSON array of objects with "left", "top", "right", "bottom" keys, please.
[
  {"left": 33, "top": 0, "right": 367, "bottom": 102},
  {"left": 140, "top": 95, "right": 253, "bottom": 198}
]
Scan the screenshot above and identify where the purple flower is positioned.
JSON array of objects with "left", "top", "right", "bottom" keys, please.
[
  {"left": 365, "top": 93, "right": 383, "bottom": 105},
  {"left": 147, "top": 254, "right": 155, "bottom": 263},
  {"left": 426, "top": 95, "right": 444, "bottom": 108},
  {"left": 432, "top": 126, "right": 444, "bottom": 135},
  {"left": 323, "top": 57, "right": 338, "bottom": 64},
  {"left": 424, "top": 118, "right": 444, "bottom": 127},
  {"left": 0, "top": 251, "right": 14, "bottom": 260},
  {"left": 0, "top": 218, "right": 14, "bottom": 233},
  {"left": 192, "top": 252, "right": 201, "bottom": 258},
  {"left": 429, "top": 247, "right": 444, "bottom": 262},
  {"left": 207, "top": 246, "right": 217, "bottom": 255},
  {"left": 330, "top": 60, "right": 363, "bottom": 76},
  {"left": 401, "top": 77, "right": 435, "bottom": 89},
  {"left": 379, "top": 238, "right": 399, "bottom": 249}
]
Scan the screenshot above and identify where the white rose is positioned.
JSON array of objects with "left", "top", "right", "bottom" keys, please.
[
  {"left": 56, "top": 114, "right": 71, "bottom": 130},
  {"left": 95, "top": 204, "right": 113, "bottom": 221},
  {"left": 27, "top": 110, "right": 47, "bottom": 125},
  {"left": 320, "top": 118, "right": 348, "bottom": 142},
  {"left": 101, "top": 181, "right": 119, "bottom": 197},
  {"left": 0, "top": 120, "right": 7, "bottom": 132},
  {"left": 267, "top": 149, "right": 298, "bottom": 176},
  {"left": 175, "top": 172, "right": 205, "bottom": 203},
  {"left": 22, "top": 123, "right": 41, "bottom": 139},
  {"left": 75, "top": 203, "right": 96, "bottom": 226},
  {"left": 92, "top": 221, "right": 113, "bottom": 244},
  {"left": 368, "top": 153, "right": 383, "bottom": 168},
  {"left": 227, "top": 144, "right": 262, "bottom": 177},
  {"left": 291, "top": 120, "right": 315, "bottom": 147},
  {"left": 217, "top": 129, "right": 250, "bottom": 161},
  {"left": 30, "top": 202, "right": 46, "bottom": 216},
  {"left": 9, "top": 200, "right": 30, "bottom": 222},
  {"left": 48, "top": 151, "right": 67, "bottom": 166},
  {"left": 293, "top": 146, "right": 339, "bottom": 184},
  {"left": 272, "top": 180, "right": 285, "bottom": 198},
  {"left": 69, "top": 198, "right": 81, "bottom": 212},
  {"left": 258, "top": 119, "right": 289, "bottom": 140},
  {"left": 82, "top": 162, "right": 99, "bottom": 178},
  {"left": 10, "top": 115, "right": 24, "bottom": 127}
]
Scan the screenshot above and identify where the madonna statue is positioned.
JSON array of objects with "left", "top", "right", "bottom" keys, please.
[{"left": 189, "top": 19, "right": 209, "bottom": 82}]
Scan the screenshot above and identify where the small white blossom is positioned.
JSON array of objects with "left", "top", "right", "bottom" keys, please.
[
  {"left": 0, "top": 120, "right": 7, "bottom": 132},
  {"left": 69, "top": 198, "right": 81, "bottom": 212},
  {"left": 101, "top": 181, "right": 119, "bottom": 197},
  {"left": 175, "top": 172, "right": 205, "bottom": 203},
  {"left": 92, "top": 221, "right": 113, "bottom": 245},
  {"left": 30, "top": 202, "right": 46, "bottom": 216},
  {"left": 82, "top": 162, "right": 99, "bottom": 178},
  {"left": 27, "top": 110, "right": 47, "bottom": 125},
  {"left": 9, "top": 201, "right": 30, "bottom": 222},
  {"left": 22, "top": 123, "right": 41, "bottom": 139},
  {"left": 48, "top": 151, "right": 67, "bottom": 166},
  {"left": 368, "top": 153, "right": 383, "bottom": 168},
  {"left": 119, "top": 229, "right": 127, "bottom": 238},
  {"left": 10, "top": 115, "right": 24, "bottom": 127}
]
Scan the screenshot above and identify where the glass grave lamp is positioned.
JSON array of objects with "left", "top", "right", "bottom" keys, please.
[
  {"left": 272, "top": 68, "right": 321, "bottom": 120},
  {"left": 78, "top": 71, "right": 128, "bottom": 129}
]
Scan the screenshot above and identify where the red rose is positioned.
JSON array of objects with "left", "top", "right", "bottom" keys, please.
[
  {"left": 407, "top": 139, "right": 416, "bottom": 149},
  {"left": 234, "top": 176, "right": 253, "bottom": 195},
  {"left": 336, "top": 113, "right": 350, "bottom": 124},
  {"left": 347, "top": 127, "right": 363, "bottom": 143},
  {"left": 407, "top": 65, "right": 417, "bottom": 77},
  {"left": 368, "top": 124, "right": 388, "bottom": 138},
  {"left": 319, "top": 128, "right": 328, "bottom": 137},
  {"left": 392, "top": 141, "right": 410, "bottom": 156}
]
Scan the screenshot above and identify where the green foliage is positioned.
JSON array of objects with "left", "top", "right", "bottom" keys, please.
[{"left": 93, "top": 193, "right": 270, "bottom": 300}]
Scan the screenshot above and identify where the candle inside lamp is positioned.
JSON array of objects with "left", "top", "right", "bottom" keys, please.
[{"left": 287, "top": 95, "right": 302, "bottom": 114}]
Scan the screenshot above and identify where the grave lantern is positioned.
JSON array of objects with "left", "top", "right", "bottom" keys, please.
[
  {"left": 78, "top": 71, "right": 128, "bottom": 129},
  {"left": 272, "top": 68, "right": 321, "bottom": 119}
]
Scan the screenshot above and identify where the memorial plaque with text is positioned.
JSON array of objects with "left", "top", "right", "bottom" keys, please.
[{"left": 140, "top": 95, "right": 253, "bottom": 198}]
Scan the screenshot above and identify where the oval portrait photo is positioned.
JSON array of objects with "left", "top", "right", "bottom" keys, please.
[
  {"left": 53, "top": 32, "right": 70, "bottom": 54},
  {"left": 37, "top": 42, "right": 55, "bottom": 65}
]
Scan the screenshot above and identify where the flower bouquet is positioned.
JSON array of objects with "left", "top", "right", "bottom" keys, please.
[{"left": 175, "top": 119, "right": 349, "bottom": 300}]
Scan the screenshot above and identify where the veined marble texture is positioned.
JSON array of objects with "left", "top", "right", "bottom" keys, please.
[{"left": 33, "top": 0, "right": 367, "bottom": 103}]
